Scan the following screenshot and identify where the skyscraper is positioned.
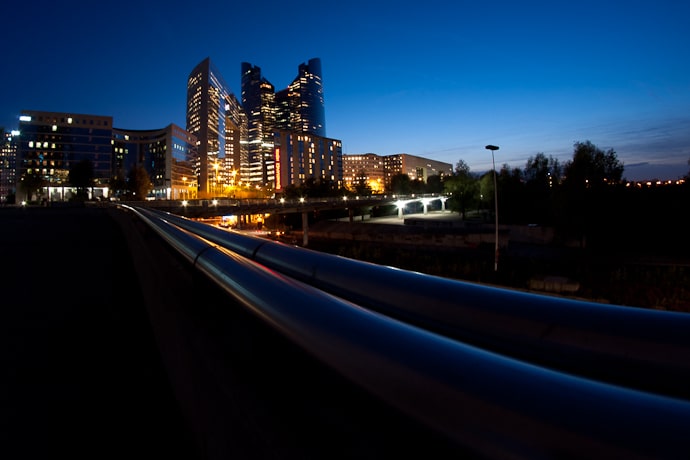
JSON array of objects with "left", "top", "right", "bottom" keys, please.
[
  {"left": 275, "top": 58, "right": 326, "bottom": 137},
  {"left": 271, "top": 58, "right": 340, "bottom": 192},
  {"left": 241, "top": 62, "right": 277, "bottom": 187},
  {"left": 187, "top": 57, "right": 333, "bottom": 195},
  {"left": 186, "top": 57, "right": 243, "bottom": 198}
]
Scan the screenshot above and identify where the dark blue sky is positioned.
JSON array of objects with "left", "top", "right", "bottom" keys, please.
[{"left": 2, "top": 0, "right": 688, "bottom": 180}]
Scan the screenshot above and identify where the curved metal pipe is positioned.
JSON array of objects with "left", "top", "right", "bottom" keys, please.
[
  {"left": 137, "top": 207, "right": 690, "bottom": 400},
  {"left": 122, "top": 204, "right": 690, "bottom": 459}
]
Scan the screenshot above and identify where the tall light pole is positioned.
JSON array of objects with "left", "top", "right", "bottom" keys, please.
[{"left": 485, "top": 145, "right": 500, "bottom": 272}]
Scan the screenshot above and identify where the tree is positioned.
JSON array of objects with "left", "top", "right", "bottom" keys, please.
[
  {"left": 524, "top": 153, "right": 561, "bottom": 190},
  {"left": 478, "top": 172, "right": 493, "bottom": 218},
  {"left": 561, "top": 141, "right": 624, "bottom": 248},
  {"left": 353, "top": 170, "right": 372, "bottom": 196},
  {"left": 426, "top": 175, "right": 444, "bottom": 194},
  {"left": 523, "top": 153, "right": 562, "bottom": 223},
  {"left": 68, "top": 159, "right": 95, "bottom": 200},
  {"left": 389, "top": 174, "right": 412, "bottom": 195},
  {"left": 498, "top": 164, "right": 525, "bottom": 223},
  {"left": 109, "top": 175, "right": 127, "bottom": 199},
  {"left": 19, "top": 173, "right": 46, "bottom": 203},
  {"left": 444, "top": 160, "right": 478, "bottom": 219},
  {"left": 563, "top": 140, "right": 623, "bottom": 190},
  {"left": 127, "top": 165, "right": 153, "bottom": 200}
]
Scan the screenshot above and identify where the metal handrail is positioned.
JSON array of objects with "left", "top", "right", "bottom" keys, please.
[
  {"left": 120, "top": 204, "right": 690, "bottom": 459},
  {"left": 136, "top": 206, "right": 690, "bottom": 401}
]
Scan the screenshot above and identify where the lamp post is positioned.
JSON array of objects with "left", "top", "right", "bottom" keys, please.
[{"left": 485, "top": 144, "right": 500, "bottom": 272}]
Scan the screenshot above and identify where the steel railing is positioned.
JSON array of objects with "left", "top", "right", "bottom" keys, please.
[
  {"left": 135, "top": 206, "right": 690, "bottom": 400},
  {"left": 120, "top": 204, "right": 690, "bottom": 459}
]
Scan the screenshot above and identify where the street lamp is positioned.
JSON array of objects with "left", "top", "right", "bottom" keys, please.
[{"left": 485, "top": 144, "right": 500, "bottom": 272}]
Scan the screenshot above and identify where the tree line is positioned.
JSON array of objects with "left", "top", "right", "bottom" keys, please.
[{"left": 434, "top": 140, "right": 688, "bottom": 255}]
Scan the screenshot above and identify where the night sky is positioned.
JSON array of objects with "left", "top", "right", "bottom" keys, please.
[{"left": 2, "top": 0, "right": 689, "bottom": 181}]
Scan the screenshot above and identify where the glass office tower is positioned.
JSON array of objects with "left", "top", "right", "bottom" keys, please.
[
  {"left": 275, "top": 58, "right": 326, "bottom": 137},
  {"left": 186, "top": 57, "right": 243, "bottom": 198},
  {"left": 241, "top": 62, "right": 277, "bottom": 188}
]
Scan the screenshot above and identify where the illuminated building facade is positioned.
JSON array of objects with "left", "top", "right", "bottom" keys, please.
[
  {"left": 112, "top": 124, "right": 197, "bottom": 200},
  {"left": 241, "top": 62, "right": 277, "bottom": 187},
  {"left": 382, "top": 153, "right": 453, "bottom": 189},
  {"left": 1, "top": 130, "right": 18, "bottom": 203},
  {"left": 274, "top": 58, "right": 326, "bottom": 137},
  {"left": 273, "top": 131, "right": 342, "bottom": 193},
  {"left": 16, "top": 110, "right": 114, "bottom": 202},
  {"left": 15, "top": 110, "right": 197, "bottom": 202},
  {"left": 186, "top": 57, "right": 243, "bottom": 198},
  {"left": 241, "top": 58, "right": 327, "bottom": 190},
  {"left": 342, "top": 153, "right": 385, "bottom": 193}
]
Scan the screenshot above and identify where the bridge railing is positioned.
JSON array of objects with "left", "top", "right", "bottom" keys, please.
[
  {"left": 137, "top": 206, "right": 690, "bottom": 400},
  {"left": 121, "top": 203, "right": 690, "bottom": 459}
]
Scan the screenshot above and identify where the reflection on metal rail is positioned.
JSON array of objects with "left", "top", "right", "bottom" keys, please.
[{"left": 122, "top": 204, "right": 690, "bottom": 459}]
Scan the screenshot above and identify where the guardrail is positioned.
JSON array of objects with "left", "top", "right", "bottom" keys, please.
[
  {"left": 137, "top": 206, "right": 690, "bottom": 400},
  {"left": 121, "top": 204, "right": 690, "bottom": 459}
]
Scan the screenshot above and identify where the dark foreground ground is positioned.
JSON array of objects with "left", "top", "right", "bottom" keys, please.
[
  {"left": 1, "top": 206, "right": 197, "bottom": 459},
  {"left": 1, "top": 205, "right": 478, "bottom": 460}
]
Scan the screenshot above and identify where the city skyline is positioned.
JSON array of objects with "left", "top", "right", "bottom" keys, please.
[{"left": 2, "top": 0, "right": 689, "bottom": 181}]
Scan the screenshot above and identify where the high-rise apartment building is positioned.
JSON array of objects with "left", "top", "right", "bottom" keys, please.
[
  {"left": 1, "top": 129, "right": 18, "bottom": 203},
  {"left": 186, "top": 57, "right": 243, "bottom": 198}
]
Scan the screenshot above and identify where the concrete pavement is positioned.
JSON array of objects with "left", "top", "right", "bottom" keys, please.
[
  {"left": 0, "top": 205, "right": 197, "bottom": 459},
  {"left": 1, "top": 204, "right": 478, "bottom": 460}
]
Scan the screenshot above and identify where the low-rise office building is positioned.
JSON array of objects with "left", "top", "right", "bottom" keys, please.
[
  {"left": 343, "top": 152, "right": 453, "bottom": 192},
  {"left": 16, "top": 110, "right": 197, "bottom": 202}
]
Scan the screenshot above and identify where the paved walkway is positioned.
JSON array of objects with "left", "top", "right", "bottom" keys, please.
[
  {"left": 1, "top": 205, "right": 477, "bottom": 460},
  {"left": 0, "top": 206, "right": 196, "bottom": 459}
]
